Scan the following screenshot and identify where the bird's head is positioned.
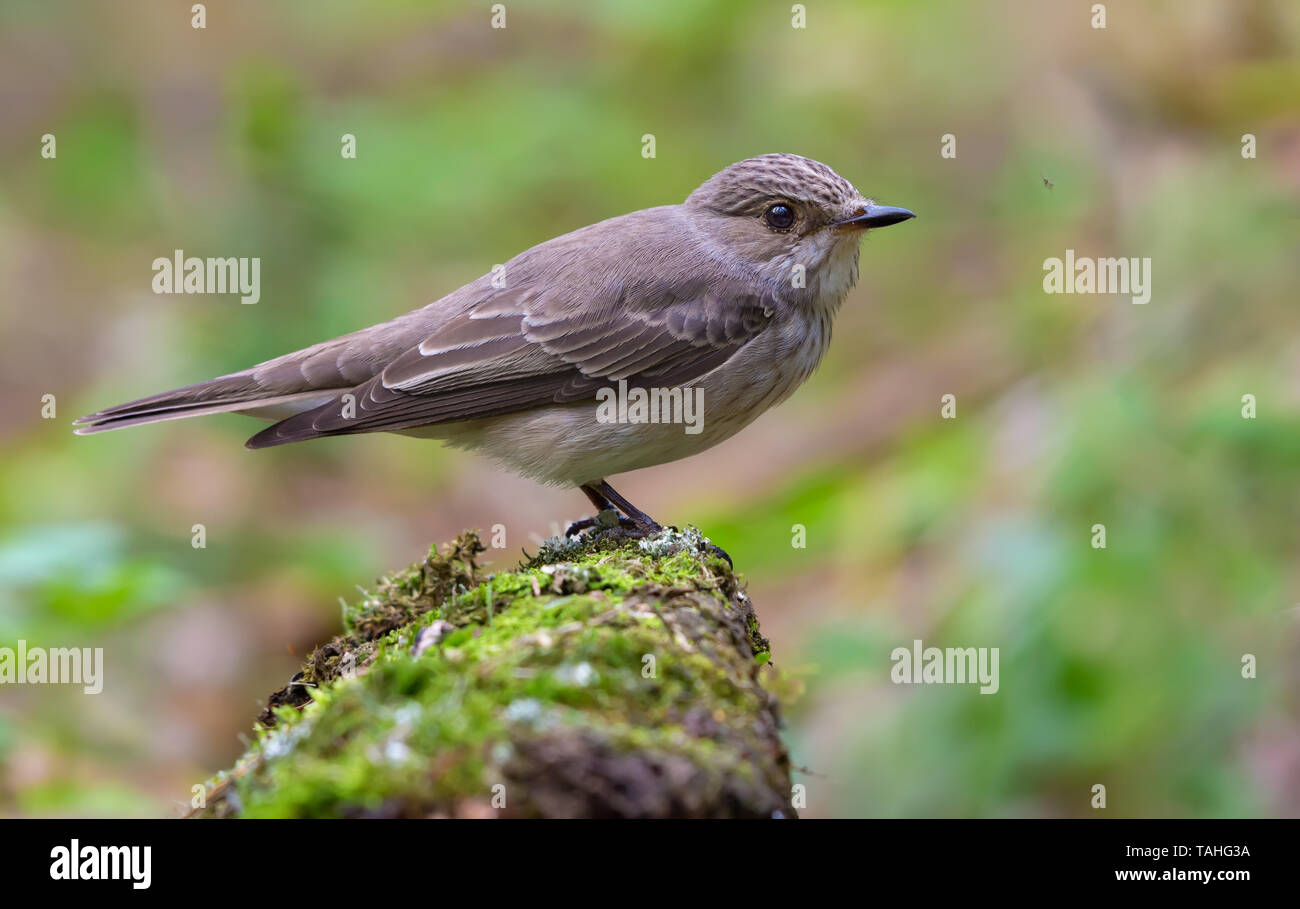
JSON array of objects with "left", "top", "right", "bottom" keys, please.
[{"left": 684, "top": 153, "right": 914, "bottom": 292}]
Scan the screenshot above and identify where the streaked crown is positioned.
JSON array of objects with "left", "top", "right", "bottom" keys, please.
[{"left": 686, "top": 153, "right": 861, "bottom": 216}]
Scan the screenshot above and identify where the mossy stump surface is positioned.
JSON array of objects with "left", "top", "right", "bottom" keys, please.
[{"left": 194, "top": 527, "right": 795, "bottom": 818}]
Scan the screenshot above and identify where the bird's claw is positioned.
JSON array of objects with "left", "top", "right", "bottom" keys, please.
[{"left": 565, "top": 508, "right": 637, "bottom": 538}]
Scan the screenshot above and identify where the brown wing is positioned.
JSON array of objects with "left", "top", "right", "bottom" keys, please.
[{"left": 244, "top": 286, "right": 774, "bottom": 449}]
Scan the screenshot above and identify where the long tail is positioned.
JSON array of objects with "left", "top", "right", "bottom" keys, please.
[{"left": 73, "top": 373, "right": 334, "bottom": 435}]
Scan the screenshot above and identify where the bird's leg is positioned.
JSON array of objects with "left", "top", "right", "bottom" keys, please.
[
  {"left": 565, "top": 482, "right": 657, "bottom": 537},
  {"left": 564, "top": 483, "right": 636, "bottom": 537},
  {"left": 590, "top": 480, "right": 662, "bottom": 534},
  {"left": 580, "top": 483, "right": 616, "bottom": 513}
]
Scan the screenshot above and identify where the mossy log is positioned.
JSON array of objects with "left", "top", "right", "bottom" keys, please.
[{"left": 194, "top": 527, "right": 796, "bottom": 818}]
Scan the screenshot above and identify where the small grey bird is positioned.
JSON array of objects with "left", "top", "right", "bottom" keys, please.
[{"left": 76, "top": 153, "right": 914, "bottom": 552}]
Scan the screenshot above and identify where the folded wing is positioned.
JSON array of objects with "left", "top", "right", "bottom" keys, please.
[{"left": 244, "top": 285, "right": 774, "bottom": 449}]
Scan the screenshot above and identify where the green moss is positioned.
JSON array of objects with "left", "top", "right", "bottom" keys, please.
[{"left": 196, "top": 526, "right": 793, "bottom": 818}]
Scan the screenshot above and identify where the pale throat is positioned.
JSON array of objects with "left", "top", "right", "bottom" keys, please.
[{"left": 816, "top": 235, "right": 862, "bottom": 302}]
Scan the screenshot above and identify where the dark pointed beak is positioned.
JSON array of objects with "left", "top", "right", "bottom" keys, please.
[{"left": 834, "top": 204, "right": 916, "bottom": 230}]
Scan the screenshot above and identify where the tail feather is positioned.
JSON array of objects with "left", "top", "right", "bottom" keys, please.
[{"left": 73, "top": 373, "right": 334, "bottom": 435}]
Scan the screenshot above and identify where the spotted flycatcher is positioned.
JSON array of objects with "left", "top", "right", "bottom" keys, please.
[{"left": 77, "top": 154, "right": 914, "bottom": 553}]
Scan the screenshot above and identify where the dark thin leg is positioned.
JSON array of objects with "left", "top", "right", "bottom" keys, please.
[
  {"left": 565, "top": 483, "right": 636, "bottom": 537},
  {"left": 580, "top": 484, "right": 615, "bottom": 513},
  {"left": 566, "top": 481, "right": 658, "bottom": 538},
  {"left": 590, "top": 480, "right": 660, "bottom": 532}
]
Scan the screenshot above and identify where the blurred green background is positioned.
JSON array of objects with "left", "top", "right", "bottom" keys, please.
[{"left": 2, "top": 0, "right": 1299, "bottom": 817}]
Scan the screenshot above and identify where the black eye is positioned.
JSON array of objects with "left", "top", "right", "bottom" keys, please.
[{"left": 764, "top": 204, "right": 795, "bottom": 231}]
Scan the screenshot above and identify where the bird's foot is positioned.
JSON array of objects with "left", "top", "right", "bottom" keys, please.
[
  {"left": 571, "top": 481, "right": 730, "bottom": 565},
  {"left": 648, "top": 521, "right": 733, "bottom": 567},
  {"left": 565, "top": 508, "right": 666, "bottom": 541},
  {"left": 565, "top": 508, "right": 638, "bottom": 538},
  {"left": 565, "top": 513, "right": 731, "bottom": 565},
  {"left": 702, "top": 540, "right": 733, "bottom": 567},
  {"left": 663, "top": 525, "right": 731, "bottom": 566}
]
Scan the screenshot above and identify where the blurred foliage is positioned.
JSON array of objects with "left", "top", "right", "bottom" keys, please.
[{"left": 0, "top": 0, "right": 1298, "bottom": 817}]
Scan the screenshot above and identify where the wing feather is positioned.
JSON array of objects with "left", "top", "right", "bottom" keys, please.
[{"left": 246, "top": 286, "right": 774, "bottom": 449}]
